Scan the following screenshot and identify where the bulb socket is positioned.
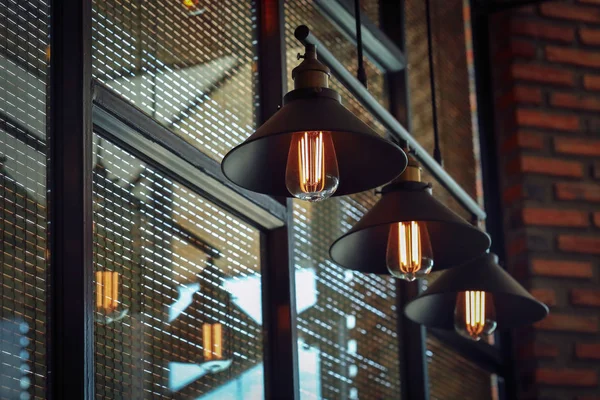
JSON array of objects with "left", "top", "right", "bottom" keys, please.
[{"left": 292, "top": 44, "right": 330, "bottom": 89}]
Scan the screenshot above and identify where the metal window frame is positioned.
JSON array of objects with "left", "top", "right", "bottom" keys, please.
[
  {"left": 48, "top": 0, "right": 95, "bottom": 397},
  {"left": 39, "top": 0, "right": 509, "bottom": 397}
]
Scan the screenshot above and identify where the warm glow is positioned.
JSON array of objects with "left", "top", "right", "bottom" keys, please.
[
  {"left": 298, "top": 131, "right": 325, "bottom": 194},
  {"left": 96, "top": 271, "right": 119, "bottom": 313},
  {"left": 465, "top": 291, "right": 486, "bottom": 338},
  {"left": 182, "top": 0, "right": 197, "bottom": 9},
  {"left": 454, "top": 291, "right": 497, "bottom": 341},
  {"left": 386, "top": 221, "right": 433, "bottom": 281},
  {"left": 203, "top": 323, "right": 223, "bottom": 361},
  {"left": 203, "top": 323, "right": 212, "bottom": 360},
  {"left": 286, "top": 131, "right": 339, "bottom": 202}
]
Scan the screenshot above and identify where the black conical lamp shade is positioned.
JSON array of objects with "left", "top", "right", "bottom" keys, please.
[
  {"left": 404, "top": 253, "right": 549, "bottom": 329},
  {"left": 329, "top": 181, "right": 491, "bottom": 274},
  {"left": 221, "top": 26, "right": 407, "bottom": 198}
]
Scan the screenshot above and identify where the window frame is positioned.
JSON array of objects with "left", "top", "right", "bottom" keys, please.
[{"left": 43, "top": 0, "right": 507, "bottom": 399}]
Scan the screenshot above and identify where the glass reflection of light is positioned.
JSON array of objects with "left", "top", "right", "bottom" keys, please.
[
  {"left": 196, "top": 338, "right": 320, "bottom": 400},
  {"left": 223, "top": 268, "right": 317, "bottom": 325},
  {"left": 168, "top": 283, "right": 200, "bottom": 322}
]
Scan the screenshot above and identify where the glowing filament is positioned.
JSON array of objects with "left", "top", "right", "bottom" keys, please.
[
  {"left": 298, "top": 132, "right": 325, "bottom": 194},
  {"left": 203, "top": 323, "right": 223, "bottom": 361},
  {"left": 96, "top": 271, "right": 119, "bottom": 313},
  {"left": 397, "top": 221, "right": 422, "bottom": 274},
  {"left": 465, "top": 291, "right": 486, "bottom": 338}
]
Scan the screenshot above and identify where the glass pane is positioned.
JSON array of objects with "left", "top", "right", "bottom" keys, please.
[
  {"left": 427, "top": 336, "right": 499, "bottom": 400},
  {"left": 92, "top": 0, "right": 258, "bottom": 161},
  {"left": 0, "top": 0, "right": 49, "bottom": 398},
  {"left": 292, "top": 194, "right": 401, "bottom": 400},
  {"left": 93, "top": 135, "right": 264, "bottom": 399}
]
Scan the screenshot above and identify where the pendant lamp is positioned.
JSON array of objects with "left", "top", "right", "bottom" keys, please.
[
  {"left": 404, "top": 253, "right": 548, "bottom": 341},
  {"left": 221, "top": 26, "right": 407, "bottom": 202},
  {"left": 329, "top": 156, "right": 490, "bottom": 280}
]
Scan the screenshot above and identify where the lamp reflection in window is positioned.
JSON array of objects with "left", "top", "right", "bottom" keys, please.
[
  {"left": 203, "top": 323, "right": 223, "bottom": 361},
  {"left": 95, "top": 271, "right": 128, "bottom": 323},
  {"left": 96, "top": 271, "right": 119, "bottom": 313}
]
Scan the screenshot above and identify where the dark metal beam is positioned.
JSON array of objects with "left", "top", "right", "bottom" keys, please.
[
  {"left": 314, "top": 0, "right": 406, "bottom": 72},
  {"left": 295, "top": 29, "right": 487, "bottom": 221},
  {"left": 256, "top": 0, "right": 288, "bottom": 125},
  {"left": 260, "top": 219, "right": 300, "bottom": 400},
  {"left": 470, "top": 1, "right": 516, "bottom": 398},
  {"left": 397, "top": 282, "right": 430, "bottom": 400},
  {"left": 48, "top": 0, "right": 94, "bottom": 396},
  {"left": 255, "top": 2, "right": 299, "bottom": 399}
]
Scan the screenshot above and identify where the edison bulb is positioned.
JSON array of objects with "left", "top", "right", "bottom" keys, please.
[
  {"left": 286, "top": 131, "right": 339, "bottom": 202},
  {"left": 386, "top": 221, "right": 433, "bottom": 281},
  {"left": 454, "top": 291, "right": 497, "bottom": 341}
]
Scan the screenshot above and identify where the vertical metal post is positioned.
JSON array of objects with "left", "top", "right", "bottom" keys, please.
[
  {"left": 260, "top": 214, "right": 300, "bottom": 400},
  {"left": 469, "top": 3, "right": 514, "bottom": 400},
  {"left": 48, "top": 0, "right": 94, "bottom": 397},
  {"left": 256, "top": 1, "right": 299, "bottom": 399},
  {"left": 380, "top": 1, "right": 430, "bottom": 399},
  {"left": 256, "top": 0, "right": 288, "bottom": 124}
]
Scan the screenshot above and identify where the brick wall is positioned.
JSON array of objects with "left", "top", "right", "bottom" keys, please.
[{"left": 490, "top": 1, "right": 600, "bottom": 399}]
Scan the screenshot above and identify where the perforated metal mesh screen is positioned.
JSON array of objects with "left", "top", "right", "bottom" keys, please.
[
  {"left": 93, "top": 135, "right": 264, "bottom": 399},
  {"left": 92, "top": 0, "right": 258, "bottom": 161},
  {"left": 0, "top": 0, "right": 49, "bottom": 398},
  {"left": 427, "top": 336, "right": 497, "bottom": 400},
  {"left": 284, "top": 2, "right": 400, "bottom": 399}
]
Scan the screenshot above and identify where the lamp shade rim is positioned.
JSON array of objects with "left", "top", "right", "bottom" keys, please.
[
  {"left": 328, "top": 189, "right": 491, "bottom": 274},
  {"left": 403, "top": 253, "right": 549, "bottom": 329},
  {"left": 404, "top": 290, "right": 549, "bottom": 329},
  {"left": 221, "top": 128, "right": 407, "bottom": 197}
]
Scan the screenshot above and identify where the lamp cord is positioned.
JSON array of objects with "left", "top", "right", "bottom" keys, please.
[
  {"left": 425, "top": 0, "right": 442, "bottom": 166},
  {"left": 354, "top": 0, "right": 367, "bottom": 88}
]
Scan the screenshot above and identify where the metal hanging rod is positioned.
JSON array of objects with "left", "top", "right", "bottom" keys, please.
[{"left": 294, "top": 26, "right": 487, "bottom": 220}]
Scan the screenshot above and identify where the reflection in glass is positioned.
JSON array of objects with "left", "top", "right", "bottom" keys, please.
[{"left": 93, "top": 137, "right": 263, "bottom": 398}]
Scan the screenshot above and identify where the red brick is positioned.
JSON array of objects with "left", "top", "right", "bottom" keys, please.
[
  {"left": 502, "top": 131, "right": 544, "bottom": 152},
  {"left": 576, "top": 343, "right": 600, "bottom": 360},
  {"left": 535, "top": 314, "right": 599, "bottom": 333},
  {"left": 559, "top": 235, "right": 600, "bottom": 255},
  {"left": 531, "top": 259, "right": 594, "bottom": 279},
  {"left": 541, "top": 2, "right": 600, "bottom": 23},
  {"left": 510, "top": 39, "right": 537, "bottom": 58},
  {"left": 555, "top": 182, "right": 600, "bottom": 202},
  {"left": 511, "top": 19, "right": 575, "bottom": 42},
  {"left": 509, "top": 156, "right": 583, "bottom": 178},
  {"left": 518, "top": 341, "right": 559, "bottom": 359},
  {"left": 577, "top": 397, "right": 600, "bottom": 400},
  {"left": 507, "top": 235, "right": 528, "bottom": 258},
  {"left": 580, "top": 28, "right": 600, "bottom": 45},
  {"left": 547, "top": 46, "right": 600, "bottom": 68},
  {"left": 522, "top": 208, "right": 589, "bottom": 227},
  {"left": 512, "top": 63, "right": 575, "bottom": 86},
  {"left": 516, "top": 109, "right": 580, "bottom": 131},
  {"left": 584, "top": 74, "right": 600, "bottom": 91},
  {"left": 530, "top": 288, "right": 557, "bottom": 306},
  {"left": 555, "top": 137, "right": 600, "bottom": 156},
  {"left": 534, "top": 368, "right": 598, "bottom": 386},
  {"left": 551, "top": 93, "right": 600, "bottom": 112},
  {"left": 503, "top": 183, "right": 524, "bottom": 203},
  {"left": 514, "top": 86, "right": 543, "bottom": 104},
  {"left": 571, "top": 289, "right": 600, "bottom": 307},
  {"left": 594, "top": 212, "right": 600, "bottom": 227},
  {"left": 595, "top": 161, "right": 600, "bottom": 179}
]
